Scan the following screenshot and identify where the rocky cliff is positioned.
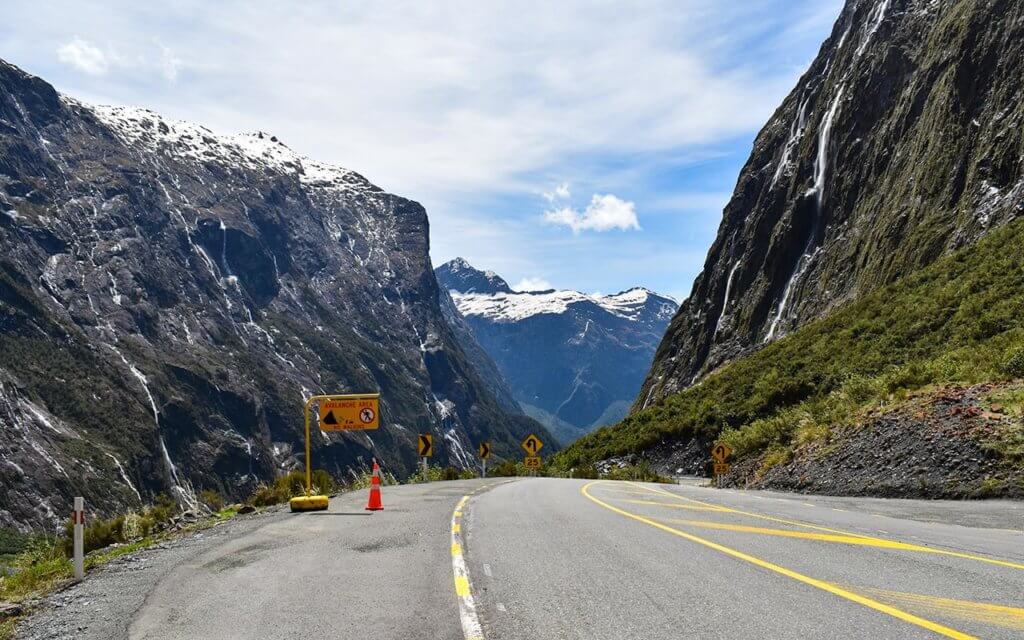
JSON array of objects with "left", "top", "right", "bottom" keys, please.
[
  {"left": 638, "top": 0, "right": 1023, "bottom": 410},
  {"left": 0, "top": 59, "right": 548, "bottom": 531},
  {"left": 437, "top": 259, "right": 677, "bottom": 444}
]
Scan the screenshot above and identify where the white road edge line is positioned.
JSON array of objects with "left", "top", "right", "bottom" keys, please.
[{"left": 452, "top": 495, "right": 485, "bottom": 640}]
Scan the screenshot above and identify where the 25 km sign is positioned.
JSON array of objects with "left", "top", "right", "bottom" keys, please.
[{"left": 319, "top": 394, "right": 380, "bottom": 431}]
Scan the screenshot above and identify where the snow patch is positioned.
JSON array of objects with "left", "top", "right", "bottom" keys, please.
[{"left": 452, "top": 287, "right": 668, "bottom": 322}]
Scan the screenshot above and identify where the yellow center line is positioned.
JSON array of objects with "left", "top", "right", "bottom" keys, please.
[
  {"left": 851, "top": 587, "right": 1024, "bottom": 632},
  {"left": 628, "top": 482, "right": 1024, "bottom": 571},
  {"left": 628, "top": 482, "right": 877, "bottom": 539},
  {"left": 583, "top": 481, "right": 975, "bottom": 640},
  {"left": 658, "top": 518, "right": 953, "bottom": 551},
  {"left": 614, "top": 498, "right": 734, "bottom": 512}
]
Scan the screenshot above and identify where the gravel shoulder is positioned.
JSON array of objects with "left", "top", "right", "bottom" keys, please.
[{"left": 14, "top": 508, "right": 286, "bottom": 640}]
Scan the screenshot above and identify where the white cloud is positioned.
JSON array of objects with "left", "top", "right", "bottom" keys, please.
[
  {"left": 159, "top": 45, "right": 183, "bottom": 82},
  {"left": 544, "top": 194, "right": 640, "bottom": 234},
  {"left": 11, "top": 1, "right": 831, "bottom": 200},
  {"left": 56, "top": 38, "right": 108, "bottom": 75},
  {"left": 543, "top": 182, "right": 571, "bottom": 202},
  {"left": 513, "top": 277, "right": 553, "bottom": 292}
]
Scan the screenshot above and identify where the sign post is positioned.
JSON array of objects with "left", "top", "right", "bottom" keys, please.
[
  {"left": 72, "top": 497, "right": 84, "bottom": 580},
  {"left": 293, "top": 393, "right": 380, "bottom": 512},
  {"left": 418, "top": 434, "right": 433, "bottom": 482},
  {"left": 711, "top": 443, "right": 733, "bottom": 488},
  {"left": 478, "top": 442, "right": 491, "bottom": 477}
]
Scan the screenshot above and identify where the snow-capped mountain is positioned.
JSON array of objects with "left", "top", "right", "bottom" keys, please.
[
  {"left": 0, "top": 59, "right": 550, "bottom": 530},
  {"left": 437, "top": 259, "right": 677, "bottom": 444}
]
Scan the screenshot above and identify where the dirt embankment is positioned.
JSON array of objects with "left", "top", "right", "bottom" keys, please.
[{"left": 733, "top": 384, "right": 1024, "bottom": 499}]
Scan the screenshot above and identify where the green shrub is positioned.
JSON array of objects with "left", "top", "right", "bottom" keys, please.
[
  {"left": 1004, "top": 347, "right": 1024, "bottom": 378},
  {"left": 0, "top": 528, "right": 32, "bottom": 556},
  {"left": 199, "top": 489, "right": 224, "bottom": 511},
  {"left": 491, "top": 460, "right": 519, "bottom": 477},
  {"left": 601, "top": 462, "right": 673, "bottom": 483},
  {"left": 249, "top": 470, "right": 337, "bottom": 506}
]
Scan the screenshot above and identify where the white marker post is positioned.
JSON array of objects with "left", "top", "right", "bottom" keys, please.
[
  {"left": 73, "top": 497, "right": 85, "bottom": 580},
  {"left": 422, "top": 456, "right": 428, "bottom": 483},
  {"left": 481, "top": 458, "right": 487, "bottom": 479}
]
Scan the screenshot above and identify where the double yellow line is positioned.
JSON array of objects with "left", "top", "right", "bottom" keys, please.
[{"left": 582, "top": 481, "right": 978, "bottom": 640}]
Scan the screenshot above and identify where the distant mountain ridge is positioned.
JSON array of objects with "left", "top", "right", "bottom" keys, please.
[{"left": 437, "top": 259, "right": 677, "bottom": 444}]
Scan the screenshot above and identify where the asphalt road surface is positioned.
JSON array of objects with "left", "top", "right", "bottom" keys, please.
[{"left": 88, "top": 478, "right": 1024, "bottom": 639}]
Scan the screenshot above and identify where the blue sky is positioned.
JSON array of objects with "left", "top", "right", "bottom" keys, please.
[{"left": 1, "top": 0, "right": 843, "bottom": 301}]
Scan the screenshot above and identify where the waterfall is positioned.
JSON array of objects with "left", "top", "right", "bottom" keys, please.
[
  {"left": 770, "top": 97, "right": 811, "bottom": 189},
  {"left": 809, "top": 87, "right": 845, "bottom": 208},
  {"left": 113, "top": 347, "right": 197, "bottom": 509},
  {"left": 714, "top": 260, "right": 743, "bottom": 336},
  {"left": 856, "top": 0, "right": 892, "bottom": 59}
]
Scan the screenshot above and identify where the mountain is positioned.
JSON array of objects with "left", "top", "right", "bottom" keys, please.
[
  {"left": 0, "top": 59, "right": 550, "bottom": 531},
  {"left": 435, "top": 257, "right": 513, "bottom": 295},
  {"left": 555, "top": 0, "right": 1024, "bottom": 496},
  {"left": 437, "top": 259, "right": 677, "bottom": 444},
  {"left": 637, "top": 0, "right": 1023, "bottom": 410}
]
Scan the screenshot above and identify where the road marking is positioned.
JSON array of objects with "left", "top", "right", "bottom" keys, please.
[
  {"left": 496, "top": 603, "right": 507, "bottom": 613},
  {"left": 451, "top": 494, "right": 484, "bottom": 640},
  {"left": 802, "top": 502, "right": 816, "bottom": 507},
  {"left": 657, "top": 519, "right": 975, "bottom": 553},
  {"left": 630, "top": 483, "right": 876, "bottom": 539},
  {"left": 852, "top": 587, "right": 1024, "bottom": 632},
  {"left": 629, "top": 483, "right": 1024, "bottom": 571},
  {"left": 615, "top": 498, "right": 733, "bottom": 512},
  {"left": 483, "top": 563, "right": 492, "bottom": 577},
  {"left": 583, "top": 482, "right": 975, "bottom": 640}
]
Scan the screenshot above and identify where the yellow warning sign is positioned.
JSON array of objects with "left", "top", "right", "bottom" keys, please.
[
  {"left": 478, "top": 442, "right": 491, "bottom": 460},
  {"left": 318, "top": 394, "right": 380, "bottom": 431},
  {"left": 521, "top": 434, "right": 544, "bottom": 455},
  {"left": 418, "top": 434, "right": 433, "bottom": 457},
  {"left": 711, "top": 443, "right": 733, "bottom": 463},
  {"left": 524, "top": 456, "right": 542, "bottom": 469},
  {"left": 713, "top": 463, "right": 731, "bottom": 476}
]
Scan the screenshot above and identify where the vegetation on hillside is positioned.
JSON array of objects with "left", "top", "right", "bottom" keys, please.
[{"left": 554, "top": 218, "right": 1024, "bottom": 470}]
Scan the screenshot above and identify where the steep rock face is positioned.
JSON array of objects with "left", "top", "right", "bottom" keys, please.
[
  {"left": 0, "top": 60, "right": 548, "bottom": 531},
  {"left": 437, "top": 259, "right": 677, "bottom": 444},
  {"left": 639, "top": 0, "right": 1023, "bottom": 410}
]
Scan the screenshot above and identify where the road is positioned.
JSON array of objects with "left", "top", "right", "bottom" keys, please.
[{"left": 58, "top": 478, "right": 1024, "bottom": 639}]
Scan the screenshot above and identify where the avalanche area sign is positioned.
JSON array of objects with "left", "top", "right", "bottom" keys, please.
[{"left": 318, "top": 394, "right": 380, "bottom": 431}]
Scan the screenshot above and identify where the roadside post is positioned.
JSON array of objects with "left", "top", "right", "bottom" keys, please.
[
  {"left": 291, "top": 393, "right": 380, "bottom": 512},
  {"left": 72, "top": 497, "right": 84, "bottom": 580},
  {"left": 478, "top": 442, "right": 491, "bottom": 477},
  {"left": 418, "top": 434, "right": 433, "bottom": 482},
  {"left": 711, "top": 443, "right": 733, "bottom": 488}
]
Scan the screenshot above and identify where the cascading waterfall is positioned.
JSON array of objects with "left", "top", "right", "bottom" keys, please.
[
  {"left": 714, "top": 260, "right": 742, "bottom": 336},
  {"left": 113, "top": 348, "right": 197, "bottom": 509},
  {"left": 856, "top": 0, "right": 892, "bottom": 59},
  {"left": 771, "top": 97, "right": 811, "bottom": 189},
  {"left": 809, "top": 87, "right": 845, "bottom": 207},
  {"left": 766, "top": 86, "right": 845, "bottom": 344}
]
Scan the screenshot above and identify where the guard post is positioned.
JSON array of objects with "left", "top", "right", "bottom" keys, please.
[{"left": 73, "top": 497, "right": 84, "bottom": 580}]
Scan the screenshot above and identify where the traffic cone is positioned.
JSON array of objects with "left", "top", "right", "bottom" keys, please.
[{"left": 365, "top": 460, "right": 384, "bottom": 511}]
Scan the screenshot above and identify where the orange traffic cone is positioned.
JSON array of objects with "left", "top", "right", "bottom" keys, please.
[{"left": 365, "top": 460, "right": 384, "bottom": 511}]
